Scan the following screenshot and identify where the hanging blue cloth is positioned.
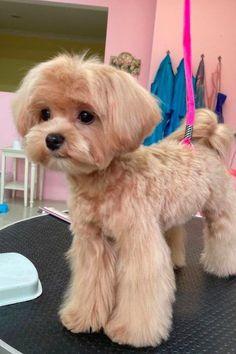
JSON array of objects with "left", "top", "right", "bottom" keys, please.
[
  {"left": 143, "top": 53, "right": 174, "bottom": 146},
  {"left": 215, "top": 92, "right": 227, "bottom": 123},
  {"left": 165, "top": 59, "right": 195, "bottom": 136}
]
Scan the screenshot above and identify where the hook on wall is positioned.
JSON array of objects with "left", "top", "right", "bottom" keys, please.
[
  {"left": 201, "top": 53, "right": 204, "bottom": 59},
  {"left": 167, "top": 50, "right": 170, "bottom": 55},
  {"left": 218, "top": 56, "right": 222, "bottom": 62}
]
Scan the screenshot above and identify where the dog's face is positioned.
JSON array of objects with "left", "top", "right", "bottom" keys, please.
[{"left": 13, "top": 54, "right": 160, "bottom": 175}]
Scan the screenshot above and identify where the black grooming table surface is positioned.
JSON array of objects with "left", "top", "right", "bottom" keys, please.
[{"left": 1, "top": 216, "right": 236, "bottom": 354}]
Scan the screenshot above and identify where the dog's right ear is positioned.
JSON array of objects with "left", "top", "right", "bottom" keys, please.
[{"left": 12, "top": 69, "right": 36, "bottom": 137}]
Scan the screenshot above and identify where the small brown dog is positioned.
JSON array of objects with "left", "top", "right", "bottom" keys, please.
[{"left": 13, "top": 54, "right": 236, "bottom": 347}]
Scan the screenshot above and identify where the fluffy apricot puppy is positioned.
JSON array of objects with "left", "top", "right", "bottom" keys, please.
[{"left": 13, "top": 54, "right": 236, "bottom": 347}]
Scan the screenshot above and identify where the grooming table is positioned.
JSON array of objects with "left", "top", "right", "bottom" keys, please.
[{"left": 0, "top": 216, "right": 236, "bottom": 354}]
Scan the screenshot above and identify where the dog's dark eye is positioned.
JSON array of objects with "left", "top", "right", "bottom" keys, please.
[
  {"left": 78, "top": 111, "right": 95, "bottom": 125},
  {"left": 41, "top": 109, "right": 51, "bottom": 121}
]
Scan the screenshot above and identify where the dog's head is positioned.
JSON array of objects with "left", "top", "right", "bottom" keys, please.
[{"left": 13, "top": 54, "right": 160, "bottom": 174}]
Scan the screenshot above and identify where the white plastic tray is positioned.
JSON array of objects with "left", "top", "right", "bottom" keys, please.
[{"left": 0, "top": 253, "right": 42, "bottom": 307}]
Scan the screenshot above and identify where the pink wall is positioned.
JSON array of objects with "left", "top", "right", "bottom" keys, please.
[
  {"left": 0, "top": 92, "right": 22, "bottom": 174},
  {"left": 149, "top": 0, "right": 236, "bottom": 167},
  {"left": 104, "top": 0, "right": 157, "bottom": 87},
  {"left": 0, "top": 92, "right": 19, "bottom": 147}
]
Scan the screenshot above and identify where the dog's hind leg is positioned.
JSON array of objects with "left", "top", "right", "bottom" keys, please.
[
  {"left": 59, "top": 224, "right": 116, "bottom": 333},
  {"left": 201, "top": 176, "right": 236, "bottom": 277},
  {"left": 165, "top": 225, "right": 186, "bottom": 268}
]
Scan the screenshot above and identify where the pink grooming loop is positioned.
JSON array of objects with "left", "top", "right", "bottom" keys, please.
[{"left": 182, "top": 0, "right": 195, "bottom": 145}]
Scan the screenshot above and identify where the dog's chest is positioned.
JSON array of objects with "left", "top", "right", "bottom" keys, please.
[{"left": 69, "top": 189, "right": 119, "bottom": 236}]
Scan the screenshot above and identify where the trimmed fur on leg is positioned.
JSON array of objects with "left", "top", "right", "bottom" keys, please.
[
  {"left": 59, "top": 224, "right": 117, "bottom": 333},
  {"left": 104, "top": 203, "right": 175, "bottom": 348}
]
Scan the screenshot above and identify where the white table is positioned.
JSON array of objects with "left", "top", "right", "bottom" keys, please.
[{"left": 0, "top": 147, "right": 44, "bottom": 207}]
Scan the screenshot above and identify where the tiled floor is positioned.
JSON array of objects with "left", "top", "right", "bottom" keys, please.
[{"left": 0, "top": 198, "right": 67, "bottom": 229}]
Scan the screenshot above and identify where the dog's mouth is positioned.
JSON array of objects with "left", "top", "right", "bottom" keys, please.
[{"left": 51, "top": 151, "right": 67, "bottom": 159}]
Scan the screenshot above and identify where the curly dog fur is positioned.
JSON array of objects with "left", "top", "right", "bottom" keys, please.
[{"left": 13, "top": 54, "right": 236, "bottom": 347}]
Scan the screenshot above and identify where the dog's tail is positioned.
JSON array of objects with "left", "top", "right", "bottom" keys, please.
[{"left": 167, "top": 108, "right": 233, "bottom": 161}]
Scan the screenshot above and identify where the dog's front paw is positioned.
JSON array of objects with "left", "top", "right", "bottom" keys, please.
[
  {"left": 104, "top": 319, "right": 164, "bottom": 348},
  {"left": 59, "top": 306, "right": 91, "bottom": 333}
]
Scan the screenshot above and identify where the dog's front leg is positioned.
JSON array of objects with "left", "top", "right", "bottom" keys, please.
[
  {"left": 59, "top": 223, "right": 116, "bottom": 333},
  {"left": 104, "top": 216, "right": 175, "bottom": 347}
]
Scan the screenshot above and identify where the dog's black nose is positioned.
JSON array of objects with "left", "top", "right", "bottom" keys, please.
[{"left": 45, "top": 133, "right": 65, "bottom": 150}]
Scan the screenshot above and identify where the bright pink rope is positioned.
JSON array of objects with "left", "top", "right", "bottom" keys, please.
[{"left": 182, "top": 0, "right": 195, "bottom": 145}]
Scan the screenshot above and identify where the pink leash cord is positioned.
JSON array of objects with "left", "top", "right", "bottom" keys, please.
[{"left": 182, "top": 0, "right": 195, "bottom": 145}]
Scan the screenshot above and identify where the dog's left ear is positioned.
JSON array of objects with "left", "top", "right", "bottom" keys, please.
[{"left": 101, "top": 67, "right": 161, "bottom": 152}]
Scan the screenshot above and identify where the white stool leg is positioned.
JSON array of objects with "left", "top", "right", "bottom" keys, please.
[
  {"left": 34, "top": 167, "right": 38, "bottom": 199},
  {"left": 0, "top": 153, "right": 6, "bottom": 203},
  {"left": 39, "top": 165, "right": 44, "bottom": 201},
  {"left": 30, "top": 162, "right": 36, "bottom": 208},
  {"left": 24, "top": 158, "right": 29, "bottom": 207},
  {"left": 12, "top": 158, "right": 17, "bottom": 199}
]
